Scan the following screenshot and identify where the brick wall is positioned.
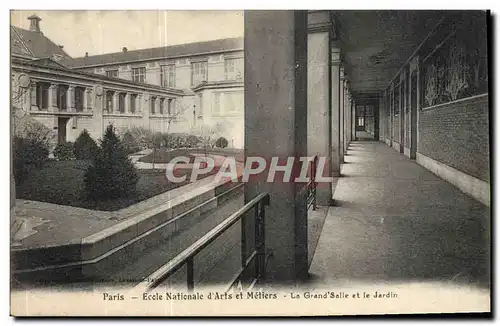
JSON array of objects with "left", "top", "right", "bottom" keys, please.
[
  {"left": 392, "top": 116, "right": 400, "bottom": 143},
  {"left": 418, "top": 94, "right": 489, "bottom": 182},
  {"left": 385, "top": 116, "right": 390, "bottom": 141}
]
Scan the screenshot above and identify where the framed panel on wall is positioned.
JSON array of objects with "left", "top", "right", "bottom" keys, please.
[{"left": 421, "top": 12, "right": 488, "bottom": 109}]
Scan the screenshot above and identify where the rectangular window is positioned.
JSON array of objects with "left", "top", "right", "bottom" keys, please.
[
  {"left": 394, "top": 84, "right": 400, "bottom": 115},
  {"left": 167, "top": 99, "right": 172, "bottom": 115},
  {"left": 191, "top": 61, "right": 207, "bottom": 86},
  {"left": 223, "top": 91, "right": 243, "bottom": 114},
  {"left": 132, "top": 67, "right": 146, "bottom": 83},
  {"left": 106, "top": 70, "right": 119, "bottom": 78},
  {"left": 57, "top": 85, "right": 67, "bottom": 111},
  {"left": 150, "top": 96, "right": 156, "bottom": 114},
  {"left": 161, "top": 65, "right": 176, "bottom": 88},
  {"left": 118, "top": 93, "right": 126, "bottom": 113},
  {"left": 224, "top": 58, "right": 243, "bottom": 80},
  {"left": 159, "top": 98, "right": 165, "bottom": 114}
]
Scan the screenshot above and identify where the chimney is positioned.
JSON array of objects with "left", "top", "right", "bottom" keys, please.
[
  {"left": 122, "top": 47, "right": 128, "bottom": 53},
  {"left": 85, "top": 52, "right": 88, "bottom": 58},
  {"left": 27, "top": 14, "right": 42, "bottom": 33}
]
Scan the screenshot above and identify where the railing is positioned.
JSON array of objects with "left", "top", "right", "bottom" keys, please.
[
  {"left": 307, "top": 156, "right": 318, "bottom": 211},
  {"left": 139, "top": 192, "right": 271, "bottom": 292}
]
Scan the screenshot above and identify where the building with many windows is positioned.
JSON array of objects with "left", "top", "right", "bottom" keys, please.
[{"left": 11, "top": 14, "right": 244, "bottom": 148}]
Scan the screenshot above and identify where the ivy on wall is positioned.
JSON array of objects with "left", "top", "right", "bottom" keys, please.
[
  {"left": 422, "top": 13, "right": 488, "bottom": 108},
  {"left": 394, "top": 83, "right": 400, "bottom": 115}
]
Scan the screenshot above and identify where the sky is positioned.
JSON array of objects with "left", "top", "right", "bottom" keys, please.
[{"left": 10, "top": 10, "right": 244, "bottom": 58}]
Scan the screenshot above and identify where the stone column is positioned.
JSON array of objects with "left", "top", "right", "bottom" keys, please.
[
  {"left": 125, "top": 93, "right": 131, "bottom": 114},
  {"left": 389, "top": 84, "right": 394, "bottom": 147},
  {"left": 399, "top": 73, "right": 405, "bottom": 153},
  {"left": 48, "top": 83, "right": 58, "bottom": 112},
  {"left": 113, "top": 92, "right": 120, "bottom": 113},
  {"left": 84, "top": 88, "right": 92, "bottom": 112},
  {"left": 339, "top": 66, "right": 345, "bottom": 163},
  {"left": 344, "top": 81, "right": 350, "bottom": 149},
  {"left": 351, "top": 93, "right": 356, "bottom": 141},
  {"left": 93, "top": 85, "right": 104, "bottom": 140},
  {"left": 142, "top": 92, "right": 150, "bottom": 122},
  {"left": 137, "top": 94, "right": 143, "bottom": 114},
  {"left": 67, "top": 85, "right": 75, "bottom": 112},
  {"left": 307, "top": 11, "right": 334, "bottom": 206},
  {"left": 244, "top": 10, "right": 309, "bottom": 281},
  {"left": 330, "top": 47, "right": 341, "bottom": 177}
]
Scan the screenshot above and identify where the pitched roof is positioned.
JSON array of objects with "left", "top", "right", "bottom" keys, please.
[
  {"left": 66, "top": 37, "right": 244, "bottom": 68},
  {"left": 10, "top": 26, "right": 71, "bottom": 60}
]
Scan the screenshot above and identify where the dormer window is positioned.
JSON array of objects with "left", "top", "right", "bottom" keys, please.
[{"left": 52, "top": 54, "right": 63, "bottom": 62}]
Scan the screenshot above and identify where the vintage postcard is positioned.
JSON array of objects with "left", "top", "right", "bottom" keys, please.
[{"left": 9, "top": 10, "right": 491, "bottom": 316}]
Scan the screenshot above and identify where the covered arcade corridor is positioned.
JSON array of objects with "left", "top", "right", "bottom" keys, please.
[{"left": 242, "top": 10, "right": 490, "bottom": 293}]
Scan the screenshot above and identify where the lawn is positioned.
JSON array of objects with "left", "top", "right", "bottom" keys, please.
[
  {"left": 139, "top": 148, "right": 244, "bottom": 164},
  {"left": 15, "top": 160, "right": 219, "bottom": 211},
  {"left": 138, "top": 149, "right": 198, "bottom": 164}
]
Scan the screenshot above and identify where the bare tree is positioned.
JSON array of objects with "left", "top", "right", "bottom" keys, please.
[
  {"left": 195, "top": 121, "right": 229, "bottom": 156},
  {"left": 122, "top": 98, "right": 194, "bottom": 169}
]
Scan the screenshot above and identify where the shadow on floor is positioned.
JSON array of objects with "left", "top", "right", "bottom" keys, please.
[{"left": 308, "top": 140, "right": 491, "bottom": 290}]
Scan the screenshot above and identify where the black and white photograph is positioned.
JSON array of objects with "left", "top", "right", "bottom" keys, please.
[{"left": 8, "top": 9, "right": 491, "bottom": 316}]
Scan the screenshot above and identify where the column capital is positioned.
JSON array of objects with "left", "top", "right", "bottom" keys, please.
[
  {"left": 409, "top": 55, "right": 419, "bottom": 73},
  {"left": 307, "top": 10, "right": 337, "bottom": 39},
  {"left": 49, "top": 83, "right": 59, "bottom": 89}
]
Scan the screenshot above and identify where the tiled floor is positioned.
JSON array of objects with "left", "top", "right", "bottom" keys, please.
[{"left": 308, "top": 135, "right": 490, "bottom": 290}]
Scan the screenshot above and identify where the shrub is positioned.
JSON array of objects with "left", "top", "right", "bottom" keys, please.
[
  {"left": 13, "top": 136, "right": 49, "bottom": 184},
  {"left": 54, "top": 142, "right": 76, "bottom": 161},
  {"left": 186, "top": 134, "right": 202, "bottom": 148},
  {"left": 84, "top": 124, "right": 139, "bottom": 200},
  {"left": 121, "top": 131, "right": 141, "bottom": 155},
  {"left": 73, "top": 129, "right": 98, "bottom": 160},
  {"left": 215, "top": 137, "right": 229, "bottom": 148}
]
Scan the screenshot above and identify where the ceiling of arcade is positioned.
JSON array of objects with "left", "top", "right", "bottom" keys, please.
[{"left": 332, "top": 10, "right": 446, "bottom": 102}]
